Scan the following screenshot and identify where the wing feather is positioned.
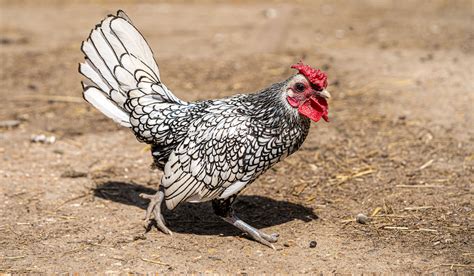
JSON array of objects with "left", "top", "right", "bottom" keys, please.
[{"left": 161, "top": 112, "right": 257, "bottom": 210}]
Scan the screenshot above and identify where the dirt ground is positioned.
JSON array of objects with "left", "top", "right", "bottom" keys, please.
[{"left": 0, "top": 0, "right": 473, "bottom": 274}]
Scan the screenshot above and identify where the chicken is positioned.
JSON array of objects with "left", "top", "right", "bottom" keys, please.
[{"left": 79, "top": 10, "right": 331, "bottom": 248}]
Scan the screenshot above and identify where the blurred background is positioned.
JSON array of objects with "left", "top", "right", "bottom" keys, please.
[{"left": 0, "top": 0, "right": 472, "bottom": 273}]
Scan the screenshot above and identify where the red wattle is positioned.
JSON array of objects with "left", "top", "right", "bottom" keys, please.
[{"left": 297, "top": 97, "right": 329, "bottom": 123}]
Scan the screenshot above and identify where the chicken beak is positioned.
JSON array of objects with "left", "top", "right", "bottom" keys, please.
[{"left": 317, "top": 89, "right": 331, "bottom": 99}]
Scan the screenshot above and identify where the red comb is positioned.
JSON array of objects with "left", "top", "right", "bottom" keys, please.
[{"left": 291, "top": 62, "right": 328, "bottom": 90}]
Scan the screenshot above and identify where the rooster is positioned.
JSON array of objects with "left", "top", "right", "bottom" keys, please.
[{"left": 79, "top": 11, "right": 331, "bottom": 248}]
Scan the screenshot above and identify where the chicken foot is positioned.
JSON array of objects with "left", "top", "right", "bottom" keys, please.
[
  {"left": 223, "top": 214, "right": 279, "bottom": 249},
  {"left": 212, "top": 196, "right": 279, "bottom": 249},
  {"left": 140, "top": 187, "right": 172, "bottom": 235}
]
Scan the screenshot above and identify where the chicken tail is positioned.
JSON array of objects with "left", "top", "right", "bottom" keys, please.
[{"left": 79, "top": 10, "right": 184, "bottom": 127}]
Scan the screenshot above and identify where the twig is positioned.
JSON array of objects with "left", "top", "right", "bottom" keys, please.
[
  {"left": 404, "top": 206, "right": 434, "bottom": 211},
  {"left": 396, "top": 184, "right": 443, "bottom": 188},
  {"left": 417, "top": 228, "right": 438, "bottom": 232},
  {"left": 371, "top": 207, "right": 382, "bottom": 217},
  {"left": 383, "top": 226, "right": 409, "bottom": 230},
  {"left": 110, "top": 256, "right": 126, "bottom": 261},
  {"left": 140, "top": 257, "right": 169, "bottom": 266},
  {"left": 1, "top": 255, "right": 25, "bottom": 260},
  {"left": 352, "top": 168, "right": 376, "bottom": 178},
  {"left": 435, "top": 263, "right": 474, "bottom": 269},
  {"left": 305, "top": 195, "right": 317, "bottom": 202},
  {"left": 0, "top": 268, "right": 40, "bottom": 273},
  {"left": 418, "top": 159, "right": 434, "bottom": 170},
  {"left": 381, "top": 226, "right": 438, "bottom": 232},
  {"left": 374, "top": 214, "right": 412, "bottom": 218},
  {"left": 6, "top": 191, "right": 27, "bottom": 198},
  {"left": 160, "top": 245, "right": 200, "bottom": 252},
  {"left": 84, "top": 241, "right": 109, "bottom": 247},
  {"left": 7, "top": 226, "right": 20, "bottom": 236},
  {"left": 292, "top": 182, "right": 309, "bottom": 196},
  {"left": 61, "top": 245, "right": 88, "bottom": 256},
  {"left": 54, "top": 192, "right": 90, "bottom": 211},
  {"left": 57, "top": 215, "right": 76, "bottom": 220},
  {"left": 334, "top": 168, "right": 376, "bottom": 185}
]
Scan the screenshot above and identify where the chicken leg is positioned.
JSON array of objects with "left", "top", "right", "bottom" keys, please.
[
  {"left": 140, "top": 187, "right": 172, "bottom": 235},
  {"left": 212, "top": 196, "right": 279, "bottom": 249}
]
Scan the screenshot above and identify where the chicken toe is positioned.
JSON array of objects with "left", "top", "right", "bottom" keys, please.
[{"left": 140, "top": 188, "right": 172, "bottom": 235}]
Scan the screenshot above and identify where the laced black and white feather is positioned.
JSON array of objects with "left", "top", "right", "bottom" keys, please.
[
  {"left": 79, "top": 10, "right": 184, "bottom": 129},
  {"left": 79, "top": 11, "right": 311, "bottom": 210},
  {"left": 159, "top": 90, "right": 311, "bottom": 210}
]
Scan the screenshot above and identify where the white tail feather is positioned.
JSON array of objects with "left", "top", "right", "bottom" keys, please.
[
  {"left": 79, "top": 10, "right": 183, "bottom": 128},
  {"left": 83, "top": 87, "right": 130, "bottom": 126}
]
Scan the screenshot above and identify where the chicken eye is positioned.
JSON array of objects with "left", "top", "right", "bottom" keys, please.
[{"left": 294, "top": 82, "right": 305, "bottom": 92}]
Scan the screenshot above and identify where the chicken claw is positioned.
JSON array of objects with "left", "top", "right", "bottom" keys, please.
[
  {"left": 140, "top": 189, "right": 172, "bottom": 235},
  {"left": 223, "top": 214, "right": 279, "bottom": 250}
]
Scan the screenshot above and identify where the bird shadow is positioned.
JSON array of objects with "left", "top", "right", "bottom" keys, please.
[{"left": 93, "top": 181, "right": 318, "bottom": 236}]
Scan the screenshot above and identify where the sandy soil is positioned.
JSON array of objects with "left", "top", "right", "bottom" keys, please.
[{"left": 0, "top": 0, "right": 473, "bottom": 274}]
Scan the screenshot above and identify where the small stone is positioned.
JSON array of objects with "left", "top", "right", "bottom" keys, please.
[
  {"left": 133, "top": 234, "right": 146, "bottom": 241},
  {"left": 45, "top": 136, "right": 56, "bottom": 144},
  {"left": 27, "top": 84, "right": 37, "bottom": 90},
  {"left": 31, "top": 134, "right": 56, "bottom": 144},
  {"left": 309, "top": 240, "right": 317, "bottom": 248},
  {"left": 356, "top": 213, "right": 369, "bottom": 224},
  {"left": 0, "top": 120, "right": 21, "bottom": 129},
  {"left": 61, "top": 170, "right": 87, "bottom": 178},
  {"left": 31, "top": 134, "right": 46, "bottom": 143},
  {"left": 53, "top": 149, "right": 64, "bottom": 155},
  {"left": 263, "top": 8, "right": 278, "bottom": 19}
]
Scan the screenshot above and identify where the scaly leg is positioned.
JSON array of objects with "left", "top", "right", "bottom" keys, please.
[
  {"left": 140, "top": 187, "right": 172, "bottom": 235},
  {"left": 212, "top": 197, "right": 279, "bottom": 249}
]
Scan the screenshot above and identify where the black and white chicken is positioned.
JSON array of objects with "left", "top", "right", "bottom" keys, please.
[{"left": 79, "top": 11, "right": 331, "bottom": 248}]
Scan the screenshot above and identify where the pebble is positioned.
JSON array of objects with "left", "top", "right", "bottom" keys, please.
[
  {"left": 309, "top": 240, "right": 317, "bottom": 248},
  {"left": 133, "top": 234, "right": 146, "bottom": 241},
  {"left": 0, "top": 120, "right": 21, "bottom": 128},
  {"left": 31, "top": 134, "right": 56, "bottom": 144},
  {"left": 263, "top": 8, "right": 278, "bottom": 19},
  {"left": 61, "top": 169, "right": 87, "bottom": 178},
  {"left": 356, "top": 213, "right": 369, "bottom": 224},
  {"left": 53, "top": 149, "right": 64, "bottom": 155}
]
